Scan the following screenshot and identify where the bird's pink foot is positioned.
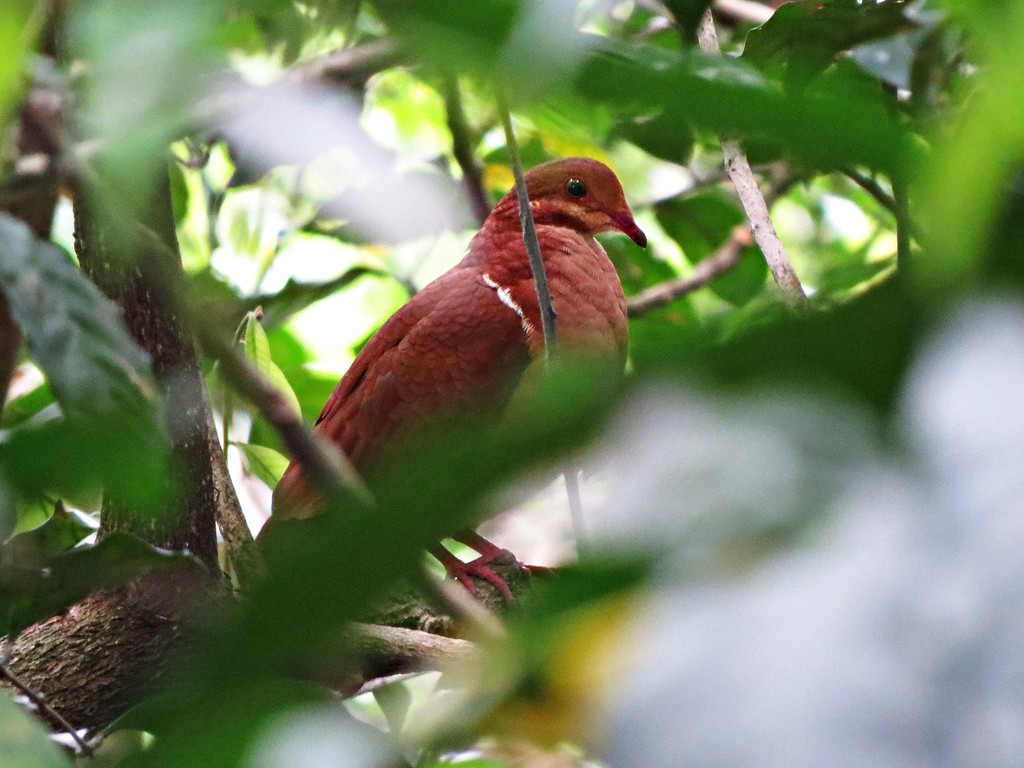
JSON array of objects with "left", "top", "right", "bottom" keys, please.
[{"left": 431, "top": 543, "right": 518, "bottom": 601}]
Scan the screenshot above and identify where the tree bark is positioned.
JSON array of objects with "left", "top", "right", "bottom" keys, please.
[
  {"left": 3, "top": 169, "right": 228, "bottom": 729},
  {"left": 73, "top": 176, "right": 221, "bottom": 568}
]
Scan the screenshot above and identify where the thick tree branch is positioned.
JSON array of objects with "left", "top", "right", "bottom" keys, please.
[
  {"left": 0, "top": 661, "right": 92, "bottom": 756},
  {"left": 287, "top": 38, "right": 400, "bottom": 86},
  {"left": 444, "top": 76, "right": 491, "bottom": 226},
  {"left": 348, "top": 623, "right": 478, "bottom": 679},
  {"left": 695, "top": 10, "right": 806, "bottom": 306}
]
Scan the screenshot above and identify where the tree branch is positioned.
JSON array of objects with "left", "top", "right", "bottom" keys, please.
[
  {"left": 627, "top": 226, "right": 751, "bottom": 317},
  {"left": 444, "top": 76, "right": 491, "bottom": 226},
  {"left": 695, "top": 10, "right": 806, "bottom": 306},
  {"left": 844, "top": 168, "right": 915, "bottom": 265},
  {"left": 286, "top": 38, "right": 400, "bottom": 86},
  {"left": 712, "top": 0, "right": 775, "bottom": 26},
  {"left": 348, "top": 623, "right": 478, "bottom": 679},
  {"left": 0, "top": 660, "right": 92, "bottom": 756},
  {"left": 844, "top": 168, "right": 898, "bottom": 217},
  {"left": 627, "top": 171, "right": 796, "bottom": 316},
  {"left": 497, "top": 98, "right": 558, "bottom": 357}
]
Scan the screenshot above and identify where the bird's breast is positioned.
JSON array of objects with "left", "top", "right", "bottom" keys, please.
[{"left": 475, "top": 226, "right": 628, "bottom": 367}]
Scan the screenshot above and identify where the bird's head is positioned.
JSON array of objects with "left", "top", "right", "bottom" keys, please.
[{"left": 499, "top": 157, "right": 647, "bottom": 248}]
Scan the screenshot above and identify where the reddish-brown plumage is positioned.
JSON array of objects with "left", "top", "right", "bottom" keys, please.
[{"left": 268, "top": 157, "right": 645, "bottom": 593}]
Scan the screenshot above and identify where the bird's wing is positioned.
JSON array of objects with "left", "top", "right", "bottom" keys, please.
[{"left": 271, "top": 264, "right": 532, "bottom": 519}]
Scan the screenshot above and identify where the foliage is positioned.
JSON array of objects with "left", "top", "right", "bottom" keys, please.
[{"left": 1, "top": 0, "right": 1021, "bottom": 766}]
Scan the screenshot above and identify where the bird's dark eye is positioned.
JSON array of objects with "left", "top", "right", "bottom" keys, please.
[{"left": 566, "top": 178, "right": 587, "bottom": 198}]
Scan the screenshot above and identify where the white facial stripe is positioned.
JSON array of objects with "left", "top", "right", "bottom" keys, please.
[{"left": 482, "top": 273, "right": 536, "bottom": 337}]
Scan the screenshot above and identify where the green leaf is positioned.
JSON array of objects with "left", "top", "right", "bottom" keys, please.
[
  {"left": 656, "top": 191, "right": 744, "bottom": 264},
  {"left": 0, "top": 215, "right": 161, "bottom": 426},
  {"left": 233, "top": 441, "right": 289, "bottom": 487},
  {"left": 577, "top": 39, "right": 919, "bottom": 176},
  {"left": 708, "top": 245, "right": 769, "bottom": 306},
  {"left": 602, "top": 234, "right": 679, "bottom": 297},
  {"left": 615, "top": 108, "right": 695, "bottom": 164},
  {"left": 73, "top": 0, "right": 224, "bottom": 212},
  {"left": 0, "top": 532, "right": 192, "bottom": 638},
  {"left": 0, "top": 1, "right": 33, "bottom": 127},
  {"left": 0, "top": 691, "right": 73, "bottom": 768},
  {"left": 743, "top": 0, "right": 912, "bottom": 77},
  {"left": 0, "top": 215, "right": 169, "bottom": 506},
  {"left": 0, "top": 382, "right": 55, "bottom": 429},
  {"left": 1, "top": 501, "right": 96, "bottom": 561},
  {"left": 243, "top": 312, "right": 302, "bottom": 419},
  {"left": 109, "top": 679, "right": 392, "bottom": 768}
]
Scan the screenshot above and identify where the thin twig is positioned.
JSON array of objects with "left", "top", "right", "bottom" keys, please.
[
  {"left": 0, "top": 662, "right": 93, "bottom": 756},
  {"left": 563, "top": 466, "right": 587, "bottom": 554},
  {"left": 695, "top": 10, "right": 806, "bottom": 306},
  {"left": 443, "top": 76, "right": 491, "bottom": 226},
  {"left": 844, "top": 168, "right": 899, "bottom": 217},
  {"left": 628, "top": 172, "right": 796, "bottom": 316},
  {"left": 844, "top": 168, "right": 916, "bottom": 259},
  {"left": 497, "top": 99, "right": 593, "bottom": 549},
  {"left": 627, "top": 227, "right": 750, "bottom": 317},
  {"left": 892, "top": 176, "right": 912, "bottom": 268},
  {"left": 497, "top": 97, "right": 558, "bottom": 357},
  {"left": 712, "top": 0, "right": 774, "bottom": 26}
]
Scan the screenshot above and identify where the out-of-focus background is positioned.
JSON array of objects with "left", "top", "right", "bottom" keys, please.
[{"left": 3, "top": 0, "right": 1024, "bottom": 766}]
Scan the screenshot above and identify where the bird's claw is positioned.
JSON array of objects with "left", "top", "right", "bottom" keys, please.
[{"left": 445, "top": 550, "right": 518, "bottom": 602}]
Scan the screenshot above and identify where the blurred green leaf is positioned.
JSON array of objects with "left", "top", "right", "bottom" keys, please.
[
  {"left": 0, "top": 215, "right": 169, "bottom": 506},
  {"left": 0, "top": 1, "right": 33, "bottom": 127},
  {"left": 363, "top": 68, "right": 451, "bottom": 158},
  {"left": 243, "top": 311, "right": 302, "bottom": 419},
  {"left": 0, "top": 691, "right": 73, "bottom": 768},
  {"left": 0, "top": 214, "right": 161, "bottom": 425},
  {"left": 578, "top": 40, "right": 919, "bottom": 175},
  {"left": 111, "top": 679, "right": 371, "bottom": 768},
  {"left": 0, "top": 532, "right": 192, "bottom": 639},
  {"left": 656, "top": 191, "right": 744, "bottom": 263},
  {"left": 74, "top": 0, "right": 225, "bottom": 212},
  {"left": 708, "top": 245, "right": 769, "bottom": 306},
  {"left": 920, "top": 4, "right": 1024, "bottom": 294},
  {"left": 631, "top": 277, "right": 919, "bottom": 414},
  {"left": 603, "top": 234, "right": 679, "bottom": 297},
  {"left": 233, "top": 441, "right": 289, "bottom": 487},
  {"left": 1, "top": 501, "right": 96, "bottom": 562},
  {"left": 0, "top": 383, "right": 55, "bottom": 429},
  {"left": 743, "top": 0, "right": 912, "bottom": 79}
]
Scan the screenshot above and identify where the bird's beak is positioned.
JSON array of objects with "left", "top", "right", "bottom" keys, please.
[{"left": 610, "top": 212, "right": 647, "bottom": 248}]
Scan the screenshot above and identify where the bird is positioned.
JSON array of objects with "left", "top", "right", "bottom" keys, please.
[{"left": 268, "top": 157, "right": 646, "bottom": 598}]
